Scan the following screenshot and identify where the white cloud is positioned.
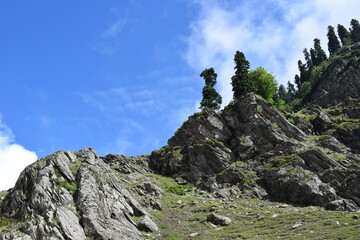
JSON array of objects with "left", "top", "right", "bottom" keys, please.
[
  {"left": 0, "top": 117, "right": 37, "bottom": 190},
  {"left": 102, "top": 19, "right": 127, "bottom": 38},
  {"left": 185, "top": 0, "right": 360, "bottom": 105}
]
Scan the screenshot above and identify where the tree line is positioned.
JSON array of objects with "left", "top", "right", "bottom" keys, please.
[
  {"left": 200, "top": 51, "right": 281, "bottom": 111},
  {"left": 279, "top": 19, "right": 360, "bottom": 108},
  {"left": 199, "top": 19, "right": 360, "bottom": 111}
]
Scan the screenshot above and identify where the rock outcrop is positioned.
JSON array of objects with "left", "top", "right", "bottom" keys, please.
[{"left": 0, "top": 148, "right": 157, "bottom": 240}]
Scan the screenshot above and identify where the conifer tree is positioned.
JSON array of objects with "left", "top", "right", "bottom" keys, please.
[
  {"left": 297, "top": 60, "right": 307, "bottom": 84},
  {"left": 231, "top": 51, "right": 252, "bottom": 98},
  {"left": 199, "top": 68, "right": 222, "bottom": 111},
  {"left": 337, "top": 24, "right": 352, "bottom": 46},
  {"left": 311, "top": 39, "right": 327, "bottom": 66},
  {"left": 350, "top": 19, "right": 360, "bottom": 42},
  {"left": 303, "top": 48, "right": 312, "bottom": 70},
  {"left": 287, "top": 81, "right": 296, "bottom": 102},
  {"left": 327, "top": 25, "right": 341, "bottom": 56},
  {"left": 314, "top": 38, "right": 327, "bottom": 63},
  {"left": 278, "top": 84, "right": 288, "bottom": 103}
]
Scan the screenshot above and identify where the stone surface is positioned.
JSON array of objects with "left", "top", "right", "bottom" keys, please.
[
  {"left": 206, "top": 213, "right": 232, "bottom": 226},
  {"left": 0, "top": 148, "right": 157, "bottom": 240}
]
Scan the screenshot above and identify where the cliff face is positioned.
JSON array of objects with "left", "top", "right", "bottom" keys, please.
[{"left": 1, "top": 46, "right": 360, "bottom": 239}]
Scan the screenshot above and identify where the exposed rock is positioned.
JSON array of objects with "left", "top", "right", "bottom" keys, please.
[
  {"left": 263, "top": 166, "right": 339, "bottom": 208},
  {"left": 168, "top": 109, "right": 233, "bottom": 147},
  {"left": 312, "top": 112, "right": 333, "bottom": 134},
  {"left": 136, "top": 215, "right": 159, "bottom": 232},
  {"left": 1, "top": 148, "right": 157, "bottom": 239},
  {"left": 207, "top": 213, "right": 232, "bottom": 226}
]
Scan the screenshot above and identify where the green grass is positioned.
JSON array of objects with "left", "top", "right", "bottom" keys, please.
[
  {"left": 256, "top": 105, "right": 263, "bottom": 113},
  {"left": 69, "top": 159, "right": 82, "bottom": 176},
  {"left": 307, "top": 135, "right": 332, "bottom": 143},
  {"left": 146, "top": 173, "right": 195, "bottom": 196},
  {"left": 150, "top": 191, "right": 360, "bottom": 240},
  {"left": 50, "top": 178, "right": 77, "bottom": 195}
]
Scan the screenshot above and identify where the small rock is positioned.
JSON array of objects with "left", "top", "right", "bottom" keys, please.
[
  {"left": 207, "top": 213, "right": 232, "bottom": 226},
  {"left": 137, "top": 216, "right": 159, "bottom": 233},
  {"left": 257, "top": 215, "right": 265, "bottom": 221},
  {"left": 190, "top": 201, "right": 197, "bottom": 206},
  {"left": 176, "top": 200, "right": 182, "bottom": 204},
  {"left": 291, "top": 223, "right": 302, "bottom": 229},
  {"left": 189, "top": 232, "right": 199, "bottom": 237},
  {"left": 334, "top": 221, "right": 340, "bottom": 225},
  {"left": 277, "top": 204, "right": 289, "bottom": 208},
  {"left": 272, "top": 214, "right": 279, "bottom": 218}
]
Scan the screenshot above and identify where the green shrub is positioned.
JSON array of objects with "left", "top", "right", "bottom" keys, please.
[
  {"left": 51, "top": 178, "right": 77, "bottom": 195},
  {"left": 166, "top": 185, "right": 195, "bottom": 195}
]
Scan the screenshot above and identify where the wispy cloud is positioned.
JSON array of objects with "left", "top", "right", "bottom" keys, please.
[
  {"left": 185, "top": 0, "right": 360, "bottom": 105},
  {"left": 92, "top": 16, "right": 129, "bottom": 55},
  {"left": 0, "top": 116, "right": 37, "bottom": 190},
  {"left": 102, "top": 19, "right": 128, "bottom": 38}
]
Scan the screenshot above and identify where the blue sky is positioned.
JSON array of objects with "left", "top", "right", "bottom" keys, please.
[{"left": 1, "top": 0, "right": 359, "bottom": 190}]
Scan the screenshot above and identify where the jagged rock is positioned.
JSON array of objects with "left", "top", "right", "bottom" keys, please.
[
  {"left": 168, "top": 109, "right": 233, "bottom": 147},
  {"left": 1, "top": 148, "right": 157, "bottom": 240},
  {"left": 206, "top": 213, "right": 231, "bottom": 226},
  {"left": 306, "top": 43, "right": 360, "bottom": 107},
  {"left": 136, "top": 215, "right": 159, "bottom": 232},
  {"left": 187, "top": 141, "right": 236, "bottom": 184},
  {"left": 318, "top": 136, "right": 351, "bottom": 153},
  {"left": 326, "top": 199, "right": 359, "bottom": 212},
  {"left": 299, "top": 148, "right": 343, "bottom": 172},
  {"left": 333, "top": 127, "right": 360, "bottom": 154},
  {"left": 312, "top": 112, "right": 333, "bottom": 134},
  {"left": 263, "top": 166, "right": 339, "bottom": 208}
]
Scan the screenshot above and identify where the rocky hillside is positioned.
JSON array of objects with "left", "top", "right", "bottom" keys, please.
[{"left": 1, "top": 46, "right": 360, "bottom": 239}]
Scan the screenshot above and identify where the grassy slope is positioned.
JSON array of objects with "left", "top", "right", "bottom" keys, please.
[{"left": 144, "top": 174, "right": 360, "bottom": 240}]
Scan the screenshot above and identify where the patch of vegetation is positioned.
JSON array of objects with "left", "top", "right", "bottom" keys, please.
[
  {"left": 50, "top": 178, "right": 77, "bottom": 195},
  {"left": 166, "top": 185, "right": 195, "bottom": 195},
  {"left": 256, "top": 105, "right": 263, "bottom": 113},
  {"left": 288, "top": 118, "right": 295, "bottom": 124},
  {"left": 267, "top": 120, "right": 280, "bottom": 131},
  {"left": 150, "top": 191, "right": 360, "bottom": 240},
  {"left": 288, "top": 110, "right": 316, "bottom": 124},
  {"left": 69, "top": 159, "right": 82, "bottom": 176},
  {"left": 335, "top": 120, "right": 360, "bottom": 130},
  {"left": 0, "top": 217, "right": 16, "bottom": 228},
  {"left": 307, "top": 135, "right": 332, "bottom": 143},
  {"left": 267, "top": 155, "right": 297, "bottom": 170},
  {"left": 145, "top": 173, "right": 195, "bottom": 196},
  {"left": 199, "top": 139, "right": 225, "bottom": 147}
]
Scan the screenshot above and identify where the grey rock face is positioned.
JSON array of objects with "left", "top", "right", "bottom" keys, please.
[
  {"left": 1, "top": 148, "right": 157, "bottom": 240},
  {"left": 306, "top": 43, "right": 360, "bottom": 107},
  {"left": 263, "top": 166, "right": 338, "bottom": 207},
  {"left": 168, "top": 109, "right": 233, "bottom": 147},
  {"left": 312, "top": 112, "right": 333, "bottom": 134}
]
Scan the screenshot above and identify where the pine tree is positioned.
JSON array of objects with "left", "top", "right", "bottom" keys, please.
[
  {"left": 231, "top": 51, "right": 252, "bottom": 98},
  {"left": 337, "top": 24, "right": 352, "bottom": 46},
  {"left": 278, "top": 84, "right": 288, "bottom": 103},
  {"left": 303, "top": 48, "right": 312, "bottom": 70},
  {"left": 350, "top": 19, "right": 360, "bottom": 43},
  {"left": 287, "top": 81, "right": 296, "bottom": 102},
  {"left": 327, "top": 25, "right": 341, "bottom": 56},
  {"left": 199, "top": 68, "right": 222, "bottom": 111},
  {"left": 314, "top": 38, "right": 327, "bottom": 63},
  {"left": 311, "top": 39, "right": 327, "bottom": 66}
]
